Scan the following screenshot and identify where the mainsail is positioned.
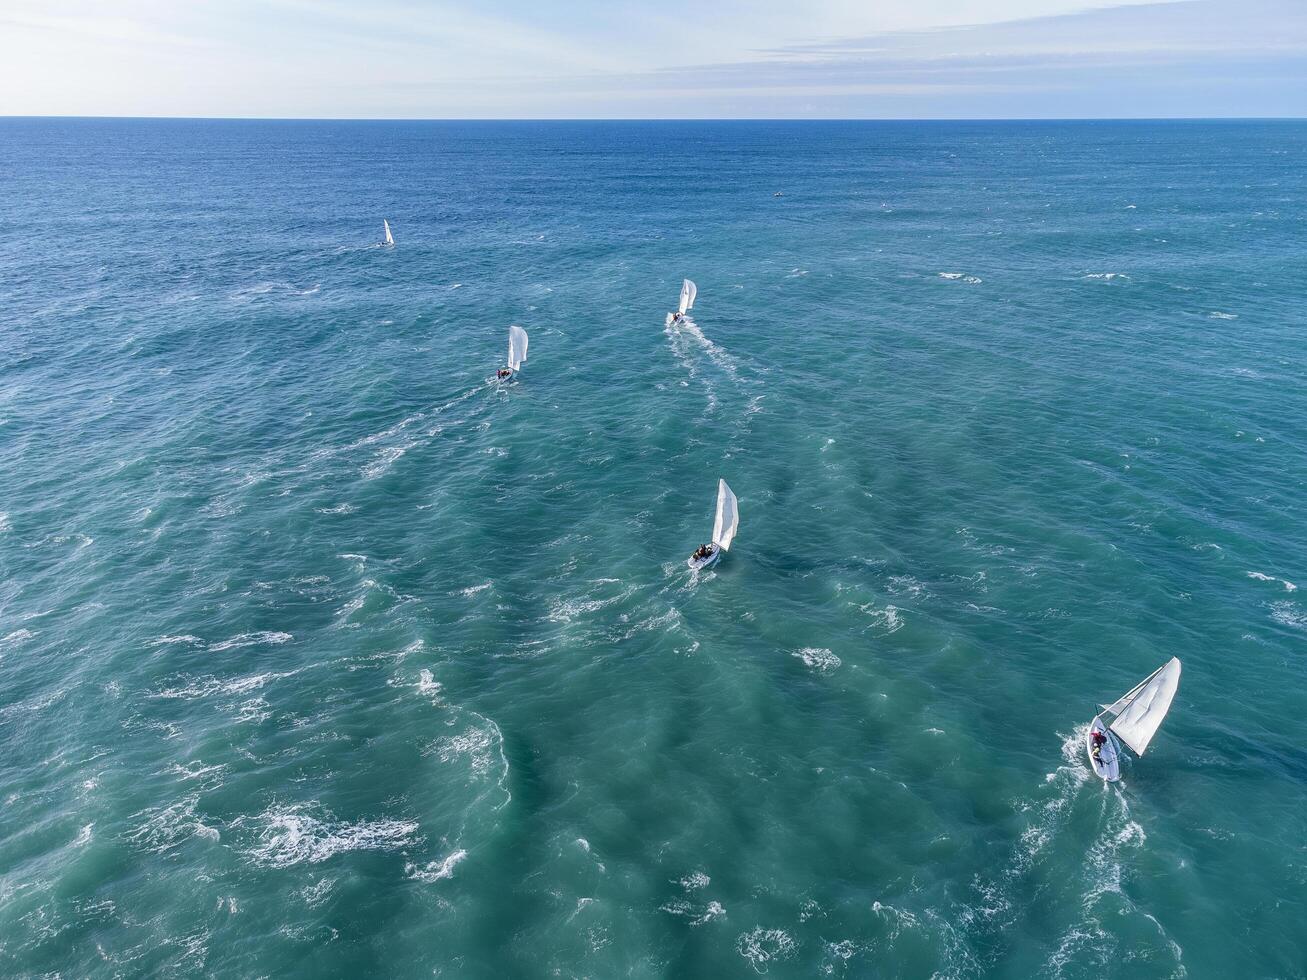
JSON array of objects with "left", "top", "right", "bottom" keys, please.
[
  {"left": 507, "top": 325, "right": 529, "bottom": 372},
  {"left": 383, "top": 219, "right": 394, "bottom": 246},
  {"left": 712, "top": 479, "right": 738, "bottom": 552},
  {"left": 1103, "top": 657, "right": 1181, "bottom": 756},
  {"left": 678, "top": 279, "right": 697, "bottom": 314}
]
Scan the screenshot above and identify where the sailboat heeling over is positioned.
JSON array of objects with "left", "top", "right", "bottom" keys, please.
[
  {"left": 1102, "top": 657, "right": 1181, "bottom": 756},
  {"left": 507, "top": 325, "right": 529, "bottom": 372},
  {"left": 712, "top": 479, "right": 738, "bottom": 552},
  {"left": 679, "top": 279, "right": 697, "bottom": 315},
  {"left": 383, "top": 219, "right": 394, "bottom": 246}
]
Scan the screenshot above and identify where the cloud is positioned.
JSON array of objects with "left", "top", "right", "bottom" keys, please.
[{"left": 0, "top": 0, "right": 1302, "bottom": 116}]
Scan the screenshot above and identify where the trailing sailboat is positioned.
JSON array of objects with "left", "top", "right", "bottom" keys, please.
[
  {"left": 667, "top": 278, "right": 697, "bottom": 326},
  {"left": 497, "top": 325, "right": 528, "bottom": 381},
  {"left": 1087, "top": 657, "right": 1181, "bottom": 782},
  {"left": 688, "top": 479, "right": 738, "bottom": 570},
  {"left": 382, "top": 219, "right": 394, "bottom": 247}
]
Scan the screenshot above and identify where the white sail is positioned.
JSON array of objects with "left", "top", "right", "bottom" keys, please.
[
  {"left": 383, "top": 219, "right": 394, "bottom": 246},
  {"left": 1105, "top": 657, "right": 1181, "bottom": 756},
  {"left": 507, "top": 325, "right": 529, "bottom": 372},
  {"left": 678, "top": 279, "right": 697, "bottom": 314},
  {"left": 712, "top": 479, "right": 738, "bottom": 552}
]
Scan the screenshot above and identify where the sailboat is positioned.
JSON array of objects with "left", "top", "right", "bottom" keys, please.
[
  {"left": 667, "top": 279, "right": 697, "bottom": 326},
  {"left": 1087, "top": 657, "right": 1182, "bottom": 782},
  {"left": 687, "top": 479, "right": 738, "bottom": 570},
  {"left": 498, "top": 325, "right": 528, "bottom": 381},
  {"left": 382, "top": 219, "right": 395, "bottom": 247}
]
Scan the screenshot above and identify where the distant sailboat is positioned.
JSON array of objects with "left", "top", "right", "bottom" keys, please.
[
  {"left": 667, "top": 279, "right": 696, "bottom": 326},
  {"left": 1087, "top": 657, "right": 1182, "bottom": 782},
  {"left": 383, "top": 219, "right": 395, "bottom": 246},
  {"left": 688, "top": 479, "right": 738, "bottom": 570},
  {"left": 497, "top": 325, "right": 528, "bottom": 381}
]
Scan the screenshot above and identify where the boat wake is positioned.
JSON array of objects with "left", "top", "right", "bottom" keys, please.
[{"left": 943, "top": 728, "right": 1184, "bottom": 976}]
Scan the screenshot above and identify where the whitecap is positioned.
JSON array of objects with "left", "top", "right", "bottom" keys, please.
[
  {"left": 1270, "top": 601, "right": 1307, "bottom": 630},
  {"left": 1248, "top": 571, "right": 1297, "bottom": 592},
  {"left": 736, "top": 927, "right": 797, "bottom": 972},
  {"left": 1209, "top": 311, "right": 1238, "bottom": 320},
  {"left": 241, "top": 804, "right": 420, "bottom": 868},
  {"left": 792, "top": 648, "right": 841, "bottom": 673},
  {"left": 315, "top": 503, "right": 357, "bottom": 515},
  {"left": 417, "top": 668, "right": 442, "bottom": 698},
  {"left": 209, "top": 631, "right": 292, "bottom": 652},
  {"left": 407, "top": 848, "right": 468, "bottom": 883},
  {"left": 126, "top": 796, "right": 220, "bottom": 853},
  {"left": 147, "top": 634, "right": 205, "bottom": 648},
  {"left": 0, "top": 628, "right": 36, "bottom": 650}
]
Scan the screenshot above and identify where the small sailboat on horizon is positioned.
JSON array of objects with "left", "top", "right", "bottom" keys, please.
[
  {"left": 382, "top": 219, "right": 395, "bottom": 247},
  {"left": 667, "top": 278, "right": 696, "bottom": 327},
  {"left": 496, "top": 325, "right": 528, "bottom": 382},
  {"left": 1087, "top": 657, "right": 1181, "bottom": 782},
  {"left": 688, "top": 479, "right": 738, "bottom": 570}
]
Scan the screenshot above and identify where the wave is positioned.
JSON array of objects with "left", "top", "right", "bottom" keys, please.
[{"left": 939, "top": 272, "right": 983, "bottom": 284}]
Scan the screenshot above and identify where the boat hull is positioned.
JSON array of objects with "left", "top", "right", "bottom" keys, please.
[
  {"left": 1087, "top": 716, "right": 1121, "bottom": 782},
  {"left": 687, "top": 547, "right": 720, "bottom": 571}
]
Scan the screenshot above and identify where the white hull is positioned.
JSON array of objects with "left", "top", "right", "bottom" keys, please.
[
  {"left": 687, "top": 547, "right": 720, "bottom": 571},
  {"left": 1087, "top": 716, "right": 1121, "bottom": 782}
]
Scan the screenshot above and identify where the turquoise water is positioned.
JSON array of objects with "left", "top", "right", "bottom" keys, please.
[{"left": 2, "top": 119, "right": 1306, "bottom": 977}]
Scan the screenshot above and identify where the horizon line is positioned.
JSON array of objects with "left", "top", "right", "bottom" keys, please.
[{"left": 3, "top": 114, "right": 1306, "bottom": 123}]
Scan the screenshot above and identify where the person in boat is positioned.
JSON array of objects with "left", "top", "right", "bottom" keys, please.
[
  {"left": 692, "top": 543, "right": 714, "bottom": 561},
  {"left": 1090, "top": 728, "right": 1107, "bottom": 761},
  {"left": 671, "top": 311, "right": 684, "bottom": 323},
  {"left": 497, "top": 368, "right": 513, "bottom": 379}
]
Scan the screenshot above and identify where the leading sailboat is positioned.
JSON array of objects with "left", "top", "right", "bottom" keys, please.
[
  {"left": 382, "top": 219, "right": 395, "bottom": 247},
  {"left": 1087, "top": 657, "right": 1182, "bottom": 782},
  {"left": 688, "top": 479, "right": 738, "bottom": 570},
  {"left": 667, "top": 278, "right": 696, "bottom": 326},
  {"left": 496, "top": 325, "right": 528, "bottom": 381}
]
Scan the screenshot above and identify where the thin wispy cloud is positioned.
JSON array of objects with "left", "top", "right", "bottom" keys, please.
[{"left": 0, "top": 0, "right": 1302, "bottom": 117}]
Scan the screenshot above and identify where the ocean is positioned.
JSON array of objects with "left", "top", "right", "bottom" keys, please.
[{"left": 1, "top": 119, "right": 1305, "bottom": 977}]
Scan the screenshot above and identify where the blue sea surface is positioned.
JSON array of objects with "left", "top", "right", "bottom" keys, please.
[{"left": 2, "top": 119, "right": 1306, "bottom": 977}]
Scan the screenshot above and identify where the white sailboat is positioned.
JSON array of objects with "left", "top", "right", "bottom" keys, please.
[
  {"left": 667, "top": 278, "right": 697, "bottom": 326},
  {"left": 498, "top": 325, "right": 528, "bottom": 381},
  {"left": 383, "top": 219, "right": 395, "bottom": 246},
  {"left": 688, "top": 479, "right": 738, "bottom": 570},
  {"left": 1087, "top": 657, "right": 1181, "bottom": 782}
]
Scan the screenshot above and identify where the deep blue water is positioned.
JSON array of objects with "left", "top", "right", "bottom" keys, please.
[{"left": 2, "top": 119, "right": 1306, "bottom": 977}]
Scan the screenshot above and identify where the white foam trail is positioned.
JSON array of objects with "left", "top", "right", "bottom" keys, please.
[{"left": 939, "top": 272, "right": 982, "bottom": 284}]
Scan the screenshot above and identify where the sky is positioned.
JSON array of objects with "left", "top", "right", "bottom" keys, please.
[{"left": 1, "top": 0, "right": 1304, "bottom": 118}]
